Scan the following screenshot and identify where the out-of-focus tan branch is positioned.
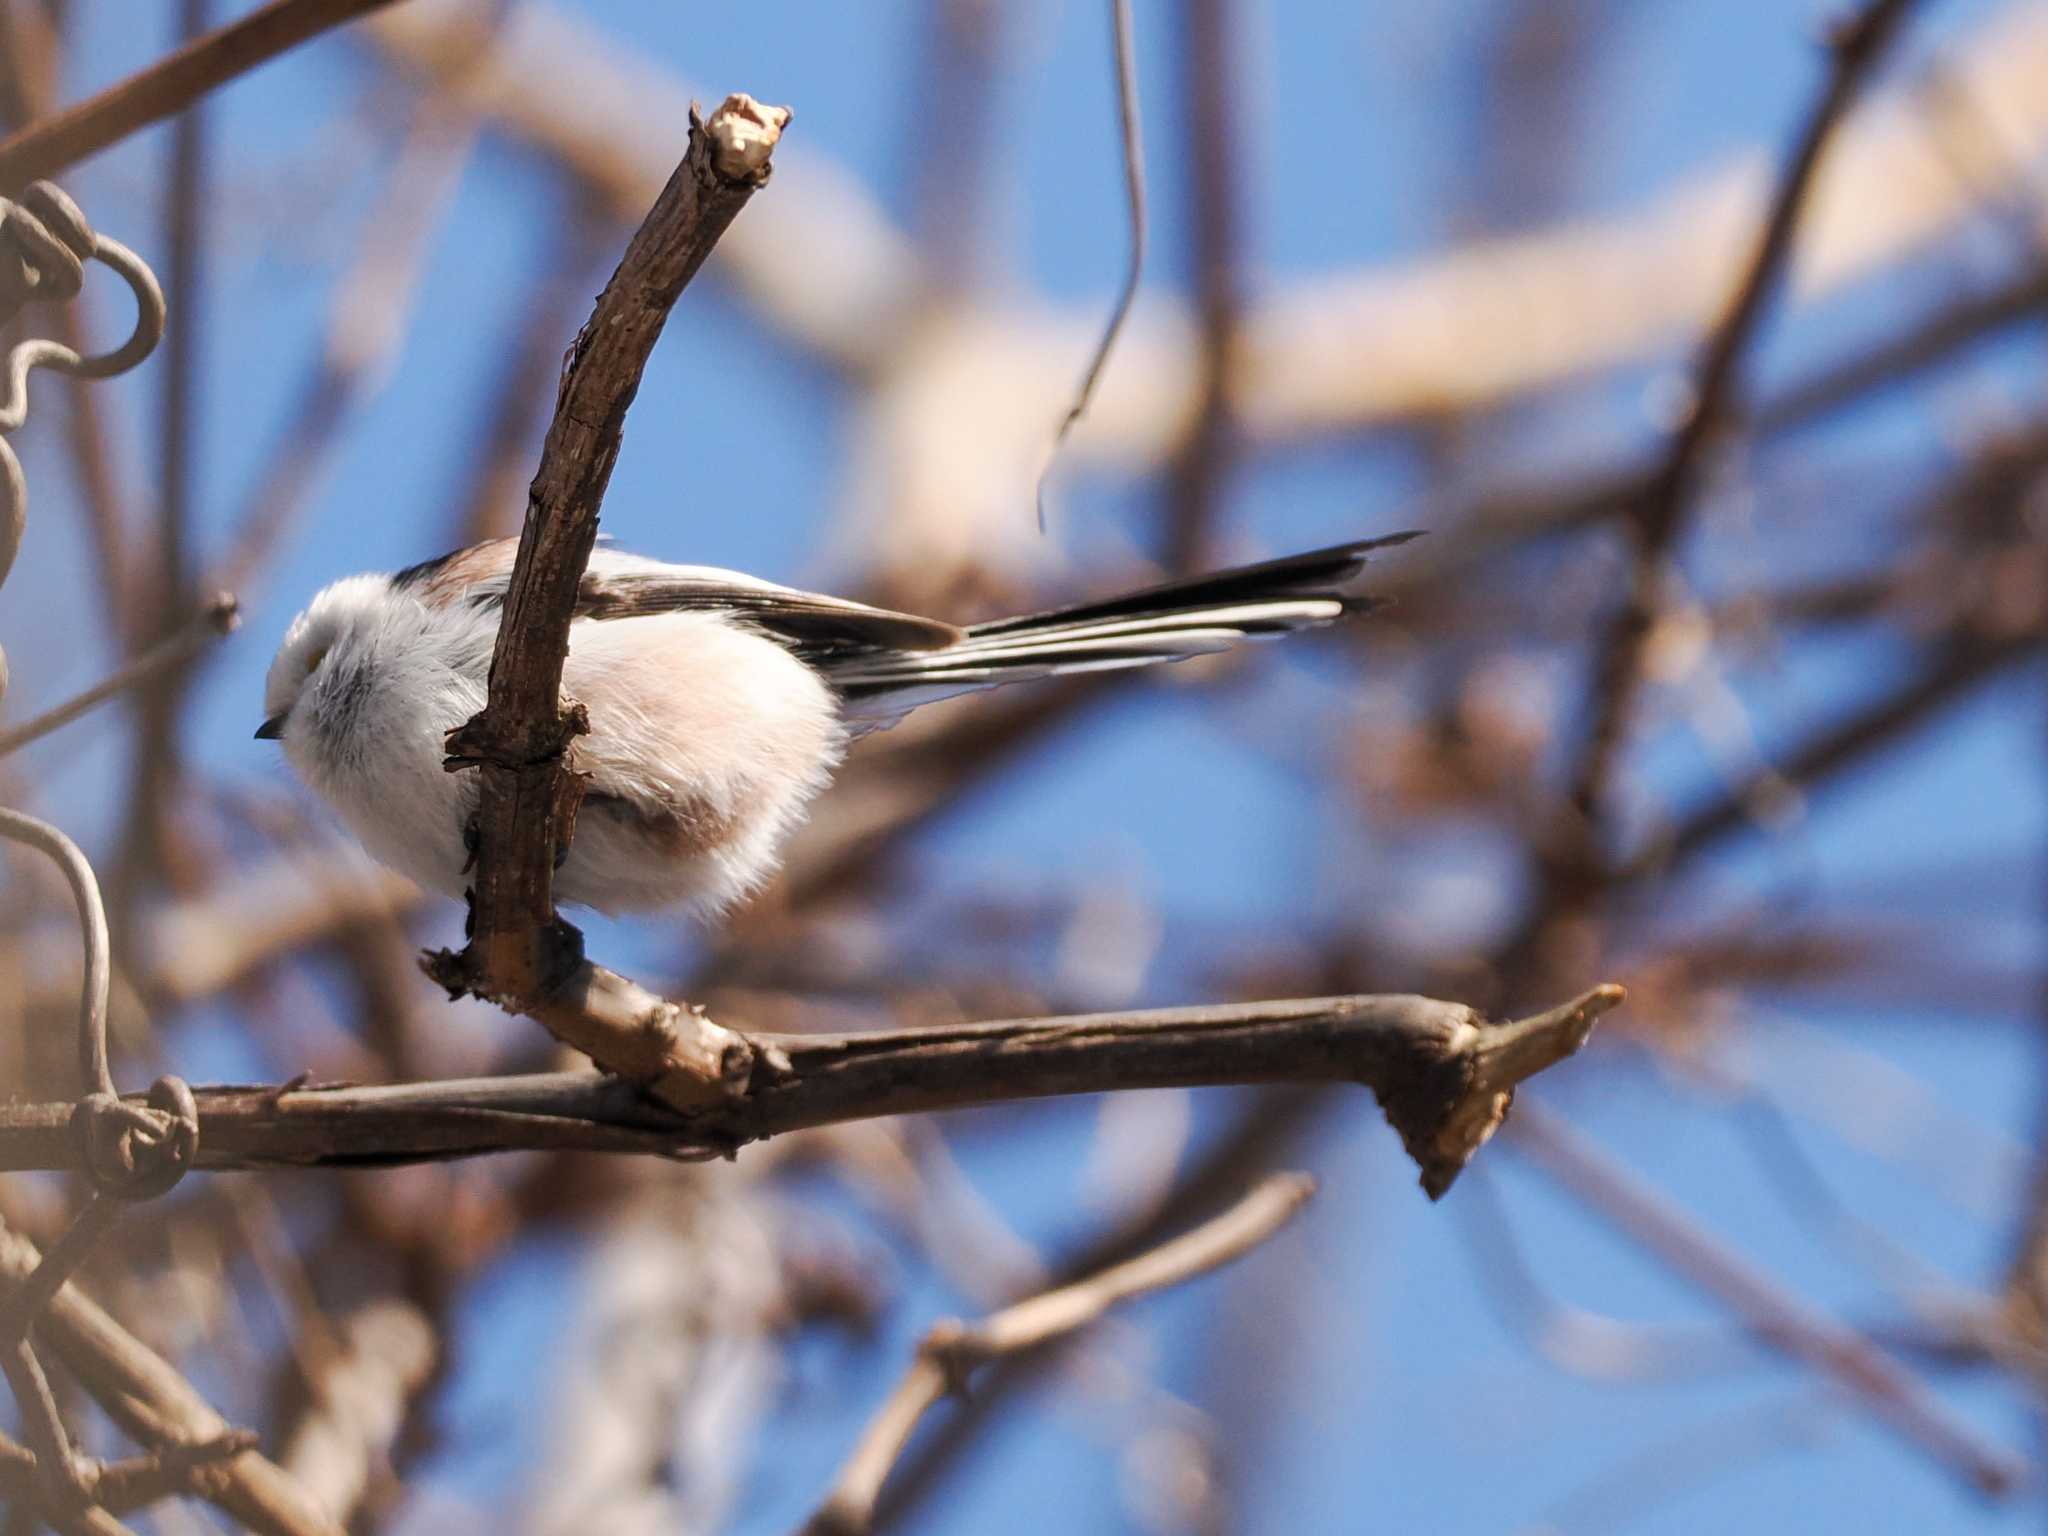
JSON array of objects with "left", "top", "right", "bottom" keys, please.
[
  {"left": 798, "top": 1173, "right": 1316, "bottom": 1536},
  {"left": 0, "top": 1219, "right": 342, "bottom": 1536},
  {"left": 279, "top": 1301, "right": 436, "bottom": 1527},
  {"left": 0, "top": 0, "right": 404, "bottom": 189},
  {"left": 134, "top": 850, "right": 424, "bottom": 1006},
  {"left": 369, "top": 0, "right": 2048, "bottom": 479},
  {"left": 0, "top": 1426, "right": 267, "bottom": 1531}
]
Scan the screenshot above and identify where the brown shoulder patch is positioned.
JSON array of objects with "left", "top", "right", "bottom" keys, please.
[
  {"left": 582, "top": 788, "right": 742, "bottom": 860},
  {"left": 390, "top": 539, "right": 521, "bottom": 608}
]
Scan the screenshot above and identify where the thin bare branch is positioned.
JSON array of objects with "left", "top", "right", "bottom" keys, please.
[
  {"left": 1637, "top": 631, "right": 2038, "bottom": 878},
  {"left": 799, "top": 1172, "right": 1314, "bottom": 1536},
  {"left": 1035, "top": 0, "right": 1145, "bottom": 526},
  {"left": 1563, "top": 0, "right": 1924, "bottom": 834},
  {"left": 0, "top": 593, "right": 236, "bottom": 759}
]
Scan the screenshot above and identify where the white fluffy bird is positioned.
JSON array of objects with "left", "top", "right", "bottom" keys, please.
[{"left": 259, "top": 534, "right": 1415, "bottom": 916}]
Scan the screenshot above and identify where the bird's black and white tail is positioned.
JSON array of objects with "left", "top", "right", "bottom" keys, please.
[{"left": 825, "top": 532, "right": 1419, "bottom": 718}]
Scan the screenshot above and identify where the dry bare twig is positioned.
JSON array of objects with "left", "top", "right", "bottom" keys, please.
[
  {"left": 1035, "top": 0, "right": 1145, "bottom": 526},
  {"left": 0, "top": 593, "right": 237, "bottom": 759},
  {"left": 0, "top": 1425, "right": 259, "bottom": 1528},
  {"left": 799, "top": 1172, "right": 1316, "bottom": 1536}
]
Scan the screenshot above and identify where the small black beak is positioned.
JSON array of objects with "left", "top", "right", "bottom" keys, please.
[{"left": 254, "top": 714, "right": 287, "bottom": 741}]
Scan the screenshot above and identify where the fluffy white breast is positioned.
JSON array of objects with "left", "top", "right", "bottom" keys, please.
[{"left": 281, "top": 583, "right": 845, "bottom": 916}]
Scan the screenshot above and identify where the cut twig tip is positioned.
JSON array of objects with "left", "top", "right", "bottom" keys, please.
[
  {"left": 704, "top": 93, "right": 792, "bottom": 184},
  {"left": 1419, "top": 984, "right": 1624, "bottom": 1200}
]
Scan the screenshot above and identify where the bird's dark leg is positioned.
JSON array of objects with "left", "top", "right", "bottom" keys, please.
[{"left": 461, "top": 809, "right": 482, "bottom": 939}]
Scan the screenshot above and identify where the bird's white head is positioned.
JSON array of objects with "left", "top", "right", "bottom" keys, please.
[{"left": 257, "top": 574, "right": 389, "bottom": 742}]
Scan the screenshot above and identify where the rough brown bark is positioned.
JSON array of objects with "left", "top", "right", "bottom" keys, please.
[{"left": 437, "top": 93, "right": 789, "bottom": 1013}]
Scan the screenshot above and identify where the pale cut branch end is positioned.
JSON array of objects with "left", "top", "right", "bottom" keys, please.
[
  {"left": 1411, "top": 983, "right": 1624, "bottom": 1200},
  {"left": 703, "top": 94, "right": 791, "bottom": 184}
]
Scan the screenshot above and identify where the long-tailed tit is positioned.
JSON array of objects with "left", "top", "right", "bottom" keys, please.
[{"left": 258, "top": 533, "right": 1416, "bottom": 916}]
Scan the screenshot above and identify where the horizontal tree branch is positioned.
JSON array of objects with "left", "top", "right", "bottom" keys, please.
[
  {"left": 799, "top": 1172, "right": 1316, "bottom": 1536},
  {"left": 0, "top": 986, "right": 1621, "bottom": 1195}
]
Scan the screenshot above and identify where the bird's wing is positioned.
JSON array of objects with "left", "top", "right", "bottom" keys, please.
[
  {"left": 574, "top": 552, "right": 963, "bottom": 655},
  {"left": 392, "top": 541, "right": 962, "bottom": 657}
]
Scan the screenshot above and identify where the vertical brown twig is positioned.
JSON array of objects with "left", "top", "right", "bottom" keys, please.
[
  {"left": 441, "top": 95, "right": 790, "bottom": 1009},
  {"left": 113, "top": 0, "right": 212, "bottom": 917}
]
